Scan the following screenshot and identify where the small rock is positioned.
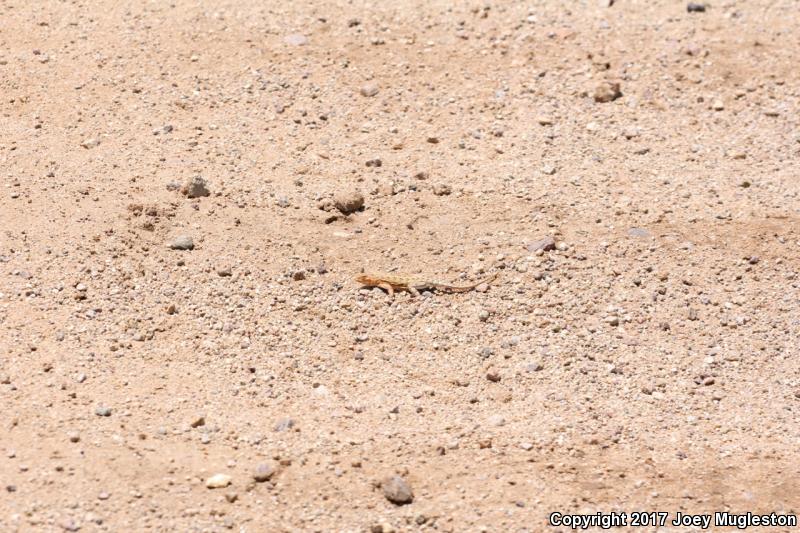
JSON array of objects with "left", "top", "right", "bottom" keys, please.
[
  {"left": 217, "top": 267, "right": 232, "bottom": 277},
  {"left": 540, "top": 164, "right": 556, "bottom": 175},
  {"left": 81, "top": 138, "right": 100, "bottom": 149},
  {"left": 274, "top": 418, "right": 295, "bottom": 432},
  {"left": 381, "top": 475, "right": 413, "bottom": 505},
  {"left": 181, "top": 176, "right": 210, "bottom": 198},
  {"left": 68, "top": 431, "right": 80, "bottom": 443},
  {"left": 360, "top": 83, "right": 379, "bottom": 97},
  {"left": 284, "top": 34, "right": 308, "bottom": 46},
  {"left": 536, "top": 116, "right": 554, "bottom": 126},
  {"left": 377, "top": 182, "right": 395, "bottom": 196},
  {"left": 687, "top": 2, "right": 706, "bottom": 12},
  {"left": 432, "top": 184, "right": 452, "bottom": 196},
  {"left": 593, "top": 81, "right": 622, "bottom": 103},
  {"left": 169, "top": 235, "right": 194, "bottom": 251},
  {"left": 527, "top": 236, "right": 556, "bottom": 252},
  {"left": 333, "top": 190, "right": 364, "bottom": 214},
  {"left": 628, "top": 227, "right": 650, "bottom": 238},
  {"left": 190, "top": 415, "right": 205, "bottom": 428},
  {"left": 712, "top": 99, "right": 725, "bottom": 111},
  {"left": 59, "top": 518, "right": 81, "bottom": 532},
  {"left": 95, "top": 406, "right": 111, "bottom": 417},
  {"left": 205, "top": 474, "right": 232, "bottom": 489},
  {"left": 252, "top": 463, "right": 276, "bottom": 482},
  {"left": 525, "top": 362, "right": 544, "bottom": 372},
  {"left": 487, "top": 414, "right": 506, "bottom": 426},
  {"left": 486, "top": 371, "right": 501, "bottom": 383},
  {"left": 623, "top": 127, "right": 641, "bottom": 139}
]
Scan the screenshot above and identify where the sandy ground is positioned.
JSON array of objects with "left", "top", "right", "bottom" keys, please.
[{"left": 1, "top": 0, "right": 800, "bottom": 531}]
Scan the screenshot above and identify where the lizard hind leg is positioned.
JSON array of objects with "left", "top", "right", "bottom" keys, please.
[{"left": 378, "top": 282, "right": 394, "bottom": 298}]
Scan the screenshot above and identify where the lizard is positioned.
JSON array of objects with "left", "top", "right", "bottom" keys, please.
[{"left": 355, "top": 271, "right": 497, "bottom": 298}]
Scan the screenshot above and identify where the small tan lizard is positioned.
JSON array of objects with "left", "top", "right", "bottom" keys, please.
[{"left": 355, "top": 272, "right": 497, "bottom": 297}]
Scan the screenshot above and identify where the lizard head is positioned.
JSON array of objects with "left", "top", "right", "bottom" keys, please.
[{"left": 354, "top": 273, "right": 371, "bottom": 285}]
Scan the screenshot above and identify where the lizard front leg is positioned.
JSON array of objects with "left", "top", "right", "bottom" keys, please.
[
  {"left": 408, "top": 286, "right": 420, "bottom": 298},
  {"left": 378, "top": 282, "right": 394, "bottom": 298}
]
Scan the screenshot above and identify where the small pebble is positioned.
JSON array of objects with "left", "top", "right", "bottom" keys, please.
[
  {"left": 593, "top": 81, "right": 622, "bottom": 103},
  {"left": 333, "top": 190, "right": 364, "bottom": 214},
  {"left": 432, "top": 184, "right": 452, "bottom": 196},
  {"left": 252, "top": 463, "right": 276, "bottom": 482},
  {"left": 284, "top": 34, "right": 308, "bottom": 46},
  {"left": 487, "top": 414, "right": 506, "bottom": 426},
  {"left": 169, "top": 235, "right": 194, "bottom": 251},
  {"left": 381, "top": 475, "right": 414, "bottom": 505},
  {"left": 181, "top": 176, "right": 210, "bottom": 198},
  {"left": 95, "top": 406, "right": 112, "bottom": 417},
  {"left": 205, "top": 474, "right": 232, "bottom": 489},
  {"left": 274, "top": 418, "right": 295, "bottom": 432},
  {"left": 360, "top": 83, "right": 379, "bottom": 97},
  {"left": 59, "top": 518, "right": 81, "bottom": 532},
  {"left": 527, "top": 236, "right": 556, "bottom": 252}
]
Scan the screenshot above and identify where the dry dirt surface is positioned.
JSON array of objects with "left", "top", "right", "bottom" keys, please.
[{"left": 1, "top": 0, "right": 800, "bottom": 531}]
